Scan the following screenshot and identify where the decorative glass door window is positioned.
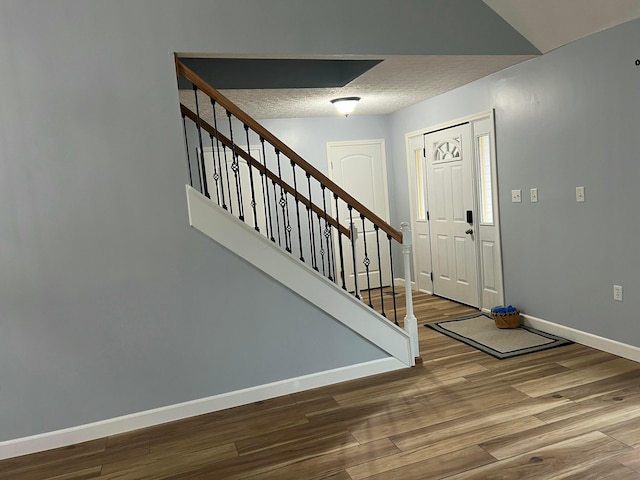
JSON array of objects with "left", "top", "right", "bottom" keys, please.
[
  {"left": 433, "top": 137, "right": 462, "bottom": 163},
  {"left": 476, "top": 134, "right": 493, "bottom": 224}
]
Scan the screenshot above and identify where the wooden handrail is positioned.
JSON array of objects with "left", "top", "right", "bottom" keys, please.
[
  {"left": 176, "top": 60, "right": 402, "bottom": 244},
  {"left": 181, "top": 104, "right": 351, "bottom": 239}
]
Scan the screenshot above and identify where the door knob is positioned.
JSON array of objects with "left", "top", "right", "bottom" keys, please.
[{"left": 465, "top": 228, "right": 473, "bottom": 235}]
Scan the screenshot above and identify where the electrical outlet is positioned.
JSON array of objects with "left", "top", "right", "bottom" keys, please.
[
  {"left": 511, "top": 189, "right": 522, "bottom": 203},
  {"left": 614, "top": 285, "right": 623, "bottom": 302},
  {"left": 576, "top": 186, "right": 585, "bottom": 202},
  {"left": 530, "top": 188, "right": 538, "bottom": 203}
]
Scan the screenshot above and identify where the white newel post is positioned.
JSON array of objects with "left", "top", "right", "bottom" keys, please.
[{"left": 400, "top": 222, "right": 419, "bottom": 361}]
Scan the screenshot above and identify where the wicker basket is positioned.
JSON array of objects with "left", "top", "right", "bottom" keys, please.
[{"left": 492, "top": 310, "right": 521, "bottom": 329}]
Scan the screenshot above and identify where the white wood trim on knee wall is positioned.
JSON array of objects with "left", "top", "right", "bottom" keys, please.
[{"left": 0, "top": 357, "right": 405, "bottom": 460}]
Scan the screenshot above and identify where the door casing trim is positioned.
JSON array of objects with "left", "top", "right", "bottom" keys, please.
[{"left": 404, "top": 110, "right": 504, "bottom": 310}]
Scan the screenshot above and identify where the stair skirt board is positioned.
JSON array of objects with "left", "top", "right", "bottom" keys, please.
[
  {"left": 186, "top": 185, "right": 414, "bottom": 367},
  {"left": 0, "top": 357, "right": 405, "bottom": 461}
]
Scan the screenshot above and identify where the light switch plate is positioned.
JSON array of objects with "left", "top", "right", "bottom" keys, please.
[
  {"left": 576, "top": 186, "right": 585, "bottom": 202},
  {"left": 530, "top": 188, "right": 538, "bottom": 203},
  {"left": 511, "top": 189, "right": 522, "bottom": 203}
]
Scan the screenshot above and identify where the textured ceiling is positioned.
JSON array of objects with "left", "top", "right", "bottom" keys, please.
[
  {"left": 178, "top": 1, "right": 640, "bottom": 120},
  {"left": 180, "top": 54, "right": 536, "bottom": 120}
]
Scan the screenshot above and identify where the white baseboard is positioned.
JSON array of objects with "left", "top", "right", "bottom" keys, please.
[
  {"left": 522, "top": 314, "right": 640, "bottom": 363},
  {"left": 0, "top": 357, "right": 405, "bottom": 461},
  {"left": 394, "top": 278, "right": 432, "bottom": 295},
  {"left": 394, "top": 278, "right": 416, "bottom": 290}
]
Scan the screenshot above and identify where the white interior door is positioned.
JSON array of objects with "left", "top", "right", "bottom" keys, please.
[
  {"left": 407, "top": 134, "right": 432, "bottom": 293},
  {"left": 425, "top": 124, "right": 479, "bottom": 307},
  {"left": 327, "top": 140, "right": 391, "bottom": 293},
  {"left": 201, "top": 146, "right": 268, "bottom": 237}
]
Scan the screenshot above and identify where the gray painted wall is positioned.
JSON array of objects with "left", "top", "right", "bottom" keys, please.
[
  {"left": 0, "top": 1, "right": 440, "bottom": 442},
  {"left": 261, "top": 115, "right": 395, "bottom": 213},
  {"left": 260, "top": 17, "right": 640, "bottom": 355},
  {"left": 388, "top": 19, "right": 640, "bottom": 346},
  {"left": 0, "top": 0, "right": 615, "bottom": 443},
  {"left": 261, "top": 116, "right": 391, "bottom": 175}
]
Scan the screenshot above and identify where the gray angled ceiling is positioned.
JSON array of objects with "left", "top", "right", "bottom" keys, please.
[{"left": 178, "top": 58, "right": 383, "bottom": 90}]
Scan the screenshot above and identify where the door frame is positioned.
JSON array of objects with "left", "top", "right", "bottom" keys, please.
[{"left": 404, "top": 110, "right": 504, "bottom": 311}]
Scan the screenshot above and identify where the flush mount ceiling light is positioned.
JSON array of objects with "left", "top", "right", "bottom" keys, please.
[{"left": 330, "top": 97, "right": 360, "bottom": 117}]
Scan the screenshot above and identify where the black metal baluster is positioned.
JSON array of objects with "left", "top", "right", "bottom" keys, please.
[
  {"left": 328, "top": 215, "right": 337, "bottom": 283},
  {"left": 306, "top": 173, "right": 318, "bottom": 271},
  {"left": 256, "top": 145, "right": 268, "bottom": 238},
  {"left": 181, "top": 113, "right": 193, "bottom": 187},
  {"left": 375, "top": 225, "right": 386, "bottom": 318},
  {"left": 192, "top": 85, "right": 209, "bottom": 198},
  {"left": 221, "top": 144, "right": 233, "bottom": 215},
  {"left": 361, "top": 214, "right": 373, "bottom": 308},
  {"left": 211, "top": 100, "right": 227, "bottom": 210},
  {"left": 349, "top": 206, "right": 360, "bottom": 299},
  {"left": 260, "top": 137, "right": 275, "bottom": 242},
  {"left": 388, "top": 234, "right": 399, "bottom": 325},
  {"left": 208, "top": 132, "right": 221, "bottom": 205},
  {"left": 276, "top": 149, "right": 291, "bottom": 253},
  {"left": 322, "top": 185, "right": 334, "bottom": 282},
  {"left": 316, "top": 212, "right": 325, "bottom": 277},
  {"left": 335, "top": 194, "right": 346, "bottom": 290},
  {"left": 270, "top": 147, "right": 282, "bottom": 247},
  {"left": 244, "top": 125, "right": 259, "bottom": 232},
  {"left": 227, "top": 111, "right": 244, "bottom": 222},
  {"left": 273, "top": 179, "right": 283, "bottom": 247},
  {"left": 290, "top": 161, "right": 305, "bottom": 263}
]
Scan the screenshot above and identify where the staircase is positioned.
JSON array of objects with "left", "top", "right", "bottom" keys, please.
[{"left": 176, "top": 59, "right": 418, "bottom": 367}]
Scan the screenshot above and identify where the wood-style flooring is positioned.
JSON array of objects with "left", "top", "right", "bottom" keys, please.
[{"left": 3, "top": 290, "right": 640, "bottom": 479}]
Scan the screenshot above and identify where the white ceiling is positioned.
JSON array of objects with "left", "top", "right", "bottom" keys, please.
[{"left": 180, "top": 1, "right": 640, "bottom": 120}]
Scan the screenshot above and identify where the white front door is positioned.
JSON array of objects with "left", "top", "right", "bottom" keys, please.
[
  {"left": 425, "top": 124, "right": 479, "bottom": 307},
  {"left": 327, "top": 140, "right": 392, "bottom": 293}
]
